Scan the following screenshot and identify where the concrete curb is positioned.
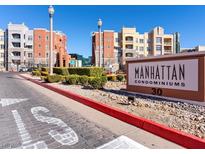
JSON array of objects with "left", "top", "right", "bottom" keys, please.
[{"left": 19, "top": 74, "right": 205, "bottom": 149}]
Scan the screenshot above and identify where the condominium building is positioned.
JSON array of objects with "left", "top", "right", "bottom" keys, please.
[
  {"left": 92, "top": 26, "right": 179, "bottom": 71},
  {"left": 92, "top": 30, "right": 121, "bottom": 72},
  {"left": 5, "top": 23, "right": 33, "bottom": 71},
  {"left": 121, "top": 27, "right": 149, "bottom": 66},
  {"left": 33, "top": 29, "right": 70, "bottom": 67},
  {"left": 3, "top": 23, "right": 70, "bottom": 71},
  {"left": 0, "top": 29, "right": 5, "bottom": 71}
]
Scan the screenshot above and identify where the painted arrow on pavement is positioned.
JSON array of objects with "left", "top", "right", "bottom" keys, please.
[{"left": 0, "top": 98, "right": 28, "bottom": 107}]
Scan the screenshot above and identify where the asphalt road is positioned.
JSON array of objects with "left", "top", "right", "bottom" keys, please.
[{"left": 0, "top": 72, "right": 117, "bottom": 149}]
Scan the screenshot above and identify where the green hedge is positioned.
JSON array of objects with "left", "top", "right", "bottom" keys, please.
[
  {"left": 41, "top": 71, "right": 49, "bottom": 76},
  {"left": 46, "top": 74, "right": 61, "bottom": 83},
  {"left": 65, "top": 75, "right": 79, "bottom": 85},
  {"left": 79, "top": 75, "right": 89, "bottom": 86},
  {"left": 32, "top": 70, "right": 41, "bottom": 76},
  {"left": 88, "top": 77, "right": 103, "bottom": 89},
  {"left": 68, "top": 67, "right": 103, "bottom": 77},
  {"left": 40, "top": 76, "right": 47, "bottom": 81},
  {"left": 41, "top": 67, "right": 49, "bottom": 72},
  {"left": 107, "top": 75, "right": 117, "bottom": 81},
  {"left": 116, "top": 74, "right": 125, "bottom": 81},
  {"left": 100, "top": 76, "right": 107, "bottom": 87},
  {"left": 53, "top": 67, "right": 69, "bottom": 76}
]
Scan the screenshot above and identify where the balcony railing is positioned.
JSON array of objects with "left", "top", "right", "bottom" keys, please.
[
  {"left": 164, "top": 50, "right": 172, "bottom": 53},
  {"left": 11, "top": 56, "right": 21, "bottom": 60},
  {"left": 164, "top": 42, "right": 172, "bottom": 46},
  {"left": 125, "top": 40, "right": 134, "bottom": 43}
]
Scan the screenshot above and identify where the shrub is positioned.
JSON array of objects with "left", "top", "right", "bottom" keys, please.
[
  {"left": 117, "top": 74, "right": 124, "bottom": 82},
  {"left": 59, "top": 75, "right": 66, "bottom": 82},
  {"left": 40, "top": 76, "right": 47, "bottom": 81},
  {"left": 79, "top": 75, "right": 89, "bottom": 86},
  {"left": 65, "top": 75, "right": 79, "bottom": 85},
  {"left": 32, "top": 70, "right": 41, "bottom": 76},
  {"left": 107, "top": 75, "right": 117, "bottom": 81},
  {"left": 89, "top": 77, "right": 102, "bottom": 89},
  {"left": 53, "top": 67, "right": 69, "bottom": 76},
  {"left": 41, "top": 67, "right": 49, "bottom": 72},
  {"left": 41, "top": 71, "right": 49, "bottom": 76},
  {"left": 32, "top": 67, "right": 39, "bottom": 71},
  {"left": 67, "top": 67, "right": 103, "bottom": 77},
  {"left": 45, "top": 74, "right": 61, "bottom": 83},
  {"left": 100, "top": 76, "right": 107, "bottom": 87}
]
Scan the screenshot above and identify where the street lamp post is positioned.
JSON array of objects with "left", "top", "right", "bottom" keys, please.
[
  {"left": 97, "top": 19, "right": 103, "bottom": 67},
  {"left": 48, "top": 5, "right": 54, "bottom": 75}
]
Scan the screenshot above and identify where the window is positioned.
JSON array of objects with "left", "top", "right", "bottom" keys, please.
[
  {"left": 28, "top": 53, "right": 32, "bottom": 58},
  {"left": 115, "top": 38, "right": 118, "bottom": 42},
  {"left": 125, "top": 36, "right": 133, "bottom": 41},
  {"left": 39, "top": 44, "right": 41, "bottom": 48},
  {"left": 125, "top": 53, "right": 133, "bottom": 57},
  {"left": 28, "top": 35, "right": 33, "bottom": 41},
  {"left": 0, "top": 53, "right": 4, "bottom": 58},
  {"left": 38, "top": 35, "right": 41, "bottom": 40},
  {"left": 46, "top": 35, "right": 49, "bottom": 41},
  {"left": 156, "top": 37, "right": 162, "bottom": 43},
  {"left": 136, "top": 46, "right": 138, "bottom": 51},
  {"left": 156, "top": 45, "right": 162, "bottom": 51},
  {"left": 136, "top": 38, "right": 138, "bottom": 43},
  {"left": 0, "top": 44, "right": 4, "bottom": 49},
  {"left": 139, "top": 47, "right": 144, "bottom": 51},
  {"left": 139, "top": 39, "right": 144, "bottom": 43},
  {"left": 147, "top": 47, "right": 151, "bottom": 51},
  {"left": 12, "top": 42, "right": 21, "bottom": 48},
  {"left": 125, "top": 45, "right": 133, "bottom": 49},
  {"left": 12, "top": 33, "right": 20, "bottom": 39},
  {"left": 0, "top": 36, "right": 4, "bottom": 41},
  {"left": 26, "top": 45, "right": 32, "bottom": 49},
  {"left": 12, "top": 51, "right": 20, "bottom": 56},
  {"left": 39, "top": 53, "right": 41, "bottom": 57},
  {"left": 46, "top": 45, "right": 49, "bottom": 50},
  {"left": 147, "top": 39, "right": 151, "bottom": 43},
  {"left": 107, "top": 45, "right": 110, "bottom": 48},
  {"left": 46, "top": 53, "right": 49, "bottom": 57}
]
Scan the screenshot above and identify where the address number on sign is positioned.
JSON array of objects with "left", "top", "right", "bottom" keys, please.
[{"left": 151, "top": 88, "right": 163, "bottom": 96}]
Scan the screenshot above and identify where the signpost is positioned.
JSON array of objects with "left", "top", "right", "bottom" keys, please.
[{"left": 126, "top": 52, "right": 205, "bottom": 102}]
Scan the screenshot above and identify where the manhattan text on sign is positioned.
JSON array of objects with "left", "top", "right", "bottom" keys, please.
[{"left": 128, "top": 59, "right": 198, "bottom": 91}]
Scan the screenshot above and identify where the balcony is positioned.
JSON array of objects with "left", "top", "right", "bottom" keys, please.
[
  {"left": 164, "top": 42, "right": 172, "bottom": 46},
  {"left": 11, "top": 38, "right": 21, "bottom": 42},
  {"left": 11, "top": 56, "right": 21, "bottom": 60},
  {"left": 164, "top": 50, "right": 172, "bottom": 54},
  {"left": 125, "top": 36, "right": 134, "bottom": 43}
]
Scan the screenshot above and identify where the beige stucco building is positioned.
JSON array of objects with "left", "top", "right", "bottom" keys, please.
[{"left": 92, "top": 26, "right": 178, "bottom": 71}]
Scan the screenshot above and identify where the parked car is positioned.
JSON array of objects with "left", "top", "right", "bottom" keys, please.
[{"left": 19, "top": 67, "right": 28, "bottom": 72}]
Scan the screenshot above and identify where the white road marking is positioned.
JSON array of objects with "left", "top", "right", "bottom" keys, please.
[
  {"left": 31, "top": 106, "right": 79, "bottom": 146},
  {"left": 97, "top": 135, "right": 148, "bottom": 149},
  {"left": 0, "top": 98, "right": 28, "bottom": 107},
  {"left": 12, "top": 110, "right": 48, "bottom": 149},
  {"left": 12, "top": 110, "right": 32, "bottom": 145}
]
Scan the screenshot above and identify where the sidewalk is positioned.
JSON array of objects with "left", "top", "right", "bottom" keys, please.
[{"left": 18, "top": 73, "right": 183, "bottom": 149}]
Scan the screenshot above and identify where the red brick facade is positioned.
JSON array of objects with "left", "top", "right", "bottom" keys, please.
[
  {"left": 34, "top": 29, "right": 70, "bottom": 67},
  {"left": 92, "top": 31, "right": 115, "bottom": 66}
]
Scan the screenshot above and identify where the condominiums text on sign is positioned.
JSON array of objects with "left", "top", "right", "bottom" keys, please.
[{"left": 128, "top": 59, "right": 198, "bottom": 91}]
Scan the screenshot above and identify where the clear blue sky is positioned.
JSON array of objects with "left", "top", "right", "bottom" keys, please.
[{"left": 0, "top": 5, "right": 204, "bottom": 57}]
